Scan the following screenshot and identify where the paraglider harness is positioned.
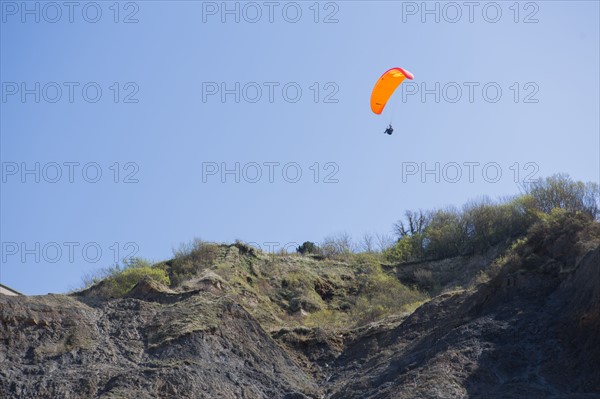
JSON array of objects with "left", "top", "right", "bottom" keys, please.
[{"left": 384, "top": 124, "right": 393, "bottom": 135}]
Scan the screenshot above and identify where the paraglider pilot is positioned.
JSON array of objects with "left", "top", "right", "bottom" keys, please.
[{"left": 384, "top": 124, "right": 394, "bottom": 135}]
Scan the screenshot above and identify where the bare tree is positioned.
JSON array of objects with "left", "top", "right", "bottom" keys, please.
[
  {"left": 393, "top": 209, "right": 429, "bottom": 239},
  {"left": 321, "top": 232, "right": 356, "bottom": 255},
  {"left": 360, "top": 232, "right": 375, "bottom": 253},
  {"left": 375, "top": 232, "right": 394, "bottom": 252}
]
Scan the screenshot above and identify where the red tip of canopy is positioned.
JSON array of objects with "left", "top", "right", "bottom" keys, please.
[{"left": 396, "top": 67, "right": 414, "bottom": 80}]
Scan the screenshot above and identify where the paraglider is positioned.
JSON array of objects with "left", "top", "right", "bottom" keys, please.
[{"left": 370, "top": 67, "right": 414, "bottom": 135}]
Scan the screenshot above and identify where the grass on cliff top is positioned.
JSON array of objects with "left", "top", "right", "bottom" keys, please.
[
  {"left": 79, "top": 241, "right": 430, "bottom": 331},
  {"left": 163, "top": 242, "right": 430, "bottom": 331}
]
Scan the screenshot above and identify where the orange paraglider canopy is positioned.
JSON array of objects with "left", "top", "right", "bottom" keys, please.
[{"left": 370, "top": 67, "right": 414, "bottom": 115}]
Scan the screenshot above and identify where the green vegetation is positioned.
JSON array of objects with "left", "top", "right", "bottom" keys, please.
[
  {"left": 525, "top": 173, "right": 599, "bottom": 218},
  {"left": 384, "top": 174, "right": 598, "bottom": 263},
  {"left": 166, "top": 239, "right": 222, "bottom": 285},
  {"left": 78, "top": 244, "right": 428, "bottom": 330},
  {"left": 81, "top": 257, "right": 170, "bottom": 298},
  {"left": 296, "top": 241, "right": 320, "bottom": 255},
  {"left": 106, "top": 266, "right": 170, "bottom": 297},
  {"left": 492, "top": 207, "right": 600, "bottom": 275},
  {"left": 346, "top": 255, "right": 427, "bottom": 325}
]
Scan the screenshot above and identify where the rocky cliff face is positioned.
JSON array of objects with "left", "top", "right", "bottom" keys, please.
[
  {"left": 0, "top": 289, "right": 318, "bottom": 398},
  {"left": 325, "top": 245, "right": 600, "bottom": 399},
  {"left": 1, "top": 241, "right": 599, "bottom": 398}
]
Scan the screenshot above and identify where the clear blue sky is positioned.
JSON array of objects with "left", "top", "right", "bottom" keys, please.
[{"left": 1, "top": 1, "right": 598, "bottom": 294}]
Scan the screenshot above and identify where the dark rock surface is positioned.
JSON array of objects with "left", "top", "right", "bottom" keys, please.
[
  {"left": 1, "top": 244, "right": 599, "bottom": 398},
  {"left": 0, "top": 292, "right": 318, "bottom": 398},
  {"left": 326, "top": 245, "right": 600, "bottom": 399}
]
